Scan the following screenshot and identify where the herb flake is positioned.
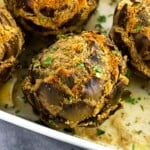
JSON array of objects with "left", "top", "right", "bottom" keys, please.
[
  {"left": 132, "top": 144, "right": 135, "bottom": 150},
  {"left": 140, "top": 104, "right": 144, "bottom": 111},
  {"left": 94, "top": 66, "right": 102, "bottom": 73},
  {"left": 43, "top": 57, "right": 53, "bottom": 65},
  {"left": 97, "top": 128, "right": 105, "bottom": 136},
  {"left": 124, "top": 96, "right": 139, "bottom": 104},
  {"left": 134, "top": 24, "right": 143, "bottom": 32},
  {"left": 135, "top": 130, "right": 142, "bottom": 134},
  {"left": 125, "top": 70, "right": 132, "bottom": 78},
  {"left": 48, "top": 120, "right": 56, "bottom": 126},
  {"left": 95, "top": 23, "right": 107, "bottom": 34},
  {"left": 68, "top": 96, "right": 73, "bottom": 103},
  {"left": 95, "top": 15, "right": 107, "bottom": 34},
  {"left": 112, "top": 50, "right": 121, "bottom": 56},
  {"left": 77, "top": 63, "right": 85, "bottom": 69},
  {"left": 93, "top": 66, "right": 102, "bottom": 78},
  {"left": 57, "top": 34, "right": 69, "bottom": 39},
  {"left": 94, "top": 66, "right": 102, "bottom": 78},
  {"left": 97, "top": 15, "right": 106, "bottom": 23},
  {"left": 95, "top": 24, "right": 103, "bottom": 30}
]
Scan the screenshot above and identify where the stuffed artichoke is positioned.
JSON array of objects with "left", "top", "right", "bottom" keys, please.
[
  {"left": 4, "top": 0, "right": 98, "bottom": 35},
  {"left": 0, "top": 7, "right": 24, "bottom": 82},
  {"left": 110, "top": 0, "right": 150, "bottom": 78},
  {"left": 23, "top": 31, "right": 128, "bottom": 129}
]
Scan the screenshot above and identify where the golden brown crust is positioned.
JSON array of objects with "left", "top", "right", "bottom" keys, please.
[
  {"left": 110, "top": 0, "right": 150, "bottom": 77},
  {"left": 23, "top": 31, "right": 128, "bottom": 129},
  {"left": 0, "top": 7, "right": 24, "bottom": 81},
  {"left": 4, "top": 0, "right": 98, "bottom": 35}
]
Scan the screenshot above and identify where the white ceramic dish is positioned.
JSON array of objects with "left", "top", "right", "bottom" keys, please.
[
  {"left": 0, "top": 0, "right": 118, "bottom": 149},
  {"left": 0, "top": 0, "right": 150, "bottom": 150},
  {"left": 0, "top": 110, "right": 115, "bottom": 150}
]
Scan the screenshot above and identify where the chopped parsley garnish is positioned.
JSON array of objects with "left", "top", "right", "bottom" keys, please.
[
  {"left": 48, "top": 120, "right": 56, "bottom": 126},
  {"left": 134, "top": 24, "right": 143, "bottom": 32},
  {"left": 132, "top": 144, "right": 135, "bottom": 150},
  {"left": 112, "top": 50, "right": 121, "bottom": 55},
  {"left": 97, "top": 15, "right": 106, "bottom": 23},
  {"left": 68, "top": 96, "right": 73, "bottom": 103},
  {"left": 124, "top": 96, "right": 139, "bottom": 104},
  {"left": 57, "top": 34, "right": 69, "bottom": 39},
  {"left": 125, "top": 70, "right": 132, "bottom": 78},
  {"left": 94, "top": 66, "right": 102, "bottom": 78},
  {"left": 77, "top": 63, "right": 85, "bottom": 69},
  {"left": 95, "top": 16, "right": 107, "bottom": 34},
  {"left": 95, "top": 24, "right": 107, "bottom": 34},
  {"left": 95, "top": 24, "right": 103, "bottom": 30},
  {"left": 43, "top": 57, "right": 53, "bottom": 65},
  {"left": 140, "top": 104, "right": 144, "bottom": 111},
  {"left": 97, "top": 128, "right": 105, "bottom": 136},
  {"left": 94, "top": 66, "right": 102, "bottom": 73},
  {"left": 135, "top": 130, "right": 142, "bottom": 134}
]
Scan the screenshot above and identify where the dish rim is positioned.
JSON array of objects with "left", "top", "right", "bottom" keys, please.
[{"left": 0, "top": 110, "right": 117, "bottom": 150}]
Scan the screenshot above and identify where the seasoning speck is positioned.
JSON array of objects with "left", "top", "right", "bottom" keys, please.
[
  {"left": 43, "top": 57, "right": 53, "bottom": 65},
  {"left": 48, "top": 120, "right": 56, "bottom": 126},
  {"left": 125, "top": 70, "right": 132, "bottom": 78},
  {"left": 97, "top": 128, "right": 105, "bottom": 136},
  {"left": 124, "top": 96, "right": 139, "bottom": 104},
  {"left": 134, "top": 24, "right": 143, "bottom": 32},
  {"left": 132, "top": 144, "right": 135, "bottom": 150},
  {"left": 77, "top": 63, "right": 85, "bottom": 69},
  {"left": 97, "top": 15, "right": 106, "bottom": 23},
  {"left": 135, "top": 130, "right": 142, "bottom": 135},
  {"left": 68, "top": 96, "right": 73, "bottom": 103},
  {"left": 140, "top": 105, "right": 144, "bottom": 111},
  {"left": 94, "top": 66, "right": 102, "bottom": 73}
]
